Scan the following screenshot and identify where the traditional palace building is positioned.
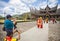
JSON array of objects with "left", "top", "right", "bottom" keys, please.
[{"left": 30, "top": 5, "right": 60, "bottom": 19}]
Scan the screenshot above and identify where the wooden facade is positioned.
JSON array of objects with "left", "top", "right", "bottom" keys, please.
[{"left": 30, "top": 5, "right": 60, "bottom": 19}]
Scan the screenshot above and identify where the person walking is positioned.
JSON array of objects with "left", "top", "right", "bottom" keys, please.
[{"left": 4, "top": 15, "right": 20, "bottom": 41}]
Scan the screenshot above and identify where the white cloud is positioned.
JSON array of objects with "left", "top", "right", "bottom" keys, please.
[
  {"left": 49, "top": 0, "right": 58, "bottom": 3},
  {"left": 0, "top": 1, "right": 8, "bottom": 16},
  {"left": 4, "top": 6, "right": 16, "bottom": 16},
  {"left": 0, "top": 8, "right": 4, "bottom": 17},
  {"left": 48, "top": 0, "right": 58, "bottom": 7},
  {"left": 49, "top": 2, "right": 57, "bottom": 8},
  {"left": 21, "top": 0, "right": 36, "bottom": 4},
  {"left": 9, "top": 0, "right": 20, "bottom": 4},
  {"left": 38, "top": 1, "right": 47, "bottom": 9},
  {"left": 28, "top": 0, "right": 47, "bottom": 10},
  {"left": 0, "top": 8, "right": 4, "bottom": 14},
  {"left": 37, "top": 0, "right": 58, "bottom": 9},
  {"left": 58, "top": 4, "right": 60, "bottom": 9},
  {"left": 3, "top": 0, "right": 30, "bottom": 15},
  {"left": 0, "top": 1, "right": 8, "bottom": 8},
  {"left": 0, "top": 0, "right": 60, "bottom": 16}
]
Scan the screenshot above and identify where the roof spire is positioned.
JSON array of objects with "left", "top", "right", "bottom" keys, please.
[{"left": 47, "top": 0, "right": 48, "bottom": 5}]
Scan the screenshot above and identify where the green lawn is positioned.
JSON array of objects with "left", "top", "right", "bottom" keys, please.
[
  {"left": 0, "top": 20, "right": 32, "bottom": 24},
  {"left": 0, "top": 20, "right": 4, "bottom": 24}
]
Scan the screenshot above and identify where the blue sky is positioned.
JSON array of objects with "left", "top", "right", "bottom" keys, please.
[
  {"left": 0, "top": 0, "right": 60, "bottom": 16},
  {"left": 0, "top": 0, "right": 10, "bottom": 3}
]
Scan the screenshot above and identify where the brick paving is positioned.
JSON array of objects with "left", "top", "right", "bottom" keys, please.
[
  {"left": 0, "top": 21, "right": 60, "bottom": 41},
  {"left": 0, "top": 21, "right": 36, "bottom": 41},
  {"left": 48, "top": 21, "right": 60, "bottom": 41}
]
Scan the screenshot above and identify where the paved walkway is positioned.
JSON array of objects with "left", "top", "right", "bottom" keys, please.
[
  {"left": 48, "top": 21, "right": 60, "bottom": 41},
  {"left": 0, "top": 22, "right": 49, "bottom": 41},
  {"left": 17, "top": 23, "right": 48, "bottom": 41}
]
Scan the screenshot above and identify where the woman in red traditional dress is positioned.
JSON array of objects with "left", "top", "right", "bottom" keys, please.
[{"left": 37, "top": 17, "right": 43, "bottom": 28}]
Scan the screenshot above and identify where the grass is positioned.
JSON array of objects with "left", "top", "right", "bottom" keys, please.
[
  {"left": 0, "top": 20, "right": 4, "bottom": 24},
  {"left": 0, "top": 19, "right": 32, "bottom": 24}
]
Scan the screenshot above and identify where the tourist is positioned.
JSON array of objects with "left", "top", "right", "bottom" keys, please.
[
  {"left": 52, "top": 18, "right": 55, "bottom": 24},
  {"left": 45, "top": 18, "right": 48, "bottom": 23},
  {"left": 37, "top": 17, "right": 43, "bottom": 28},
  {"left": 12, "top": 18, "right": 17, "bottom": 29},
  {"left": 4, "top": 15, "right": 20, "bottom": 40},
  {"left": 55, "top": 19, "right": 57, "bottom": 23}
]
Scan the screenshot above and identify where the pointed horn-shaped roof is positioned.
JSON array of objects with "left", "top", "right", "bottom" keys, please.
[
  {"left": 45, "top": 5, "right": 50, "bottom": 9},
  {"left": 51, "top": 4, "right": 58, "bottom": 10}
]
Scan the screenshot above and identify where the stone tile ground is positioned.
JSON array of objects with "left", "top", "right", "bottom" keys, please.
[
  {"left": 0, "top": 21, "right": 60, "bottom": 41},
  {"left": 48, "top": 21, "right": 60, "bottom": 41}
]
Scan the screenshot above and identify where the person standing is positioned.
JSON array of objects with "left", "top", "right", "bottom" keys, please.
[
  {"left": 45, "top": 18, "right": 48, "bottom": 23},
  {"left": 51, "top": 17, "right": 55, "bottom": 24},
  {"left": 37, "top": 17, "right": 43, "bottom": 28},
  {"left": 12, "top": 18, "right": 17, "bottom": 29}
]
